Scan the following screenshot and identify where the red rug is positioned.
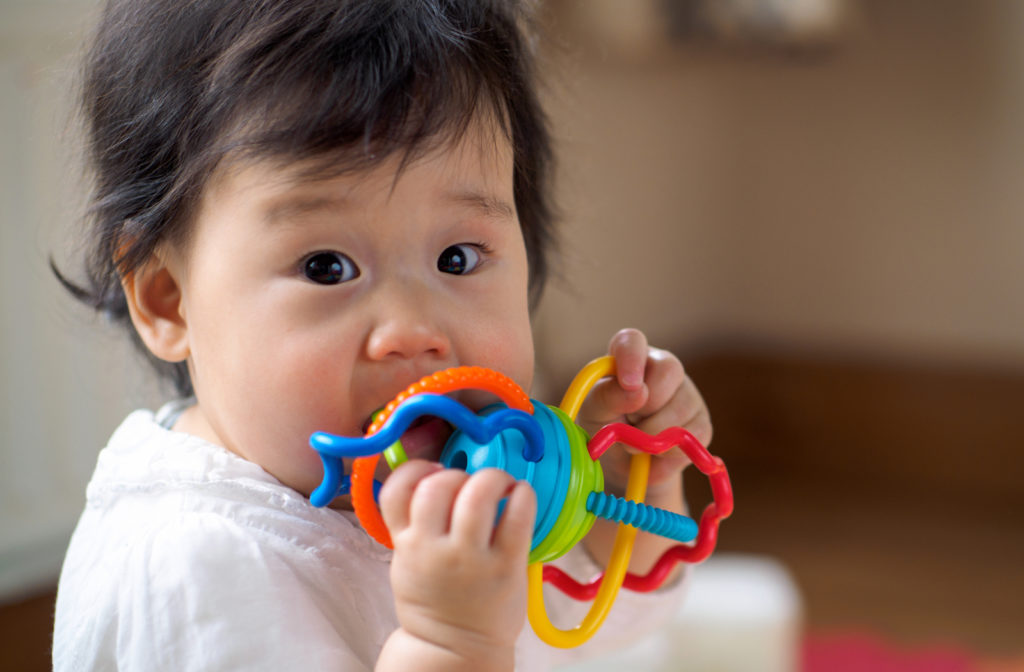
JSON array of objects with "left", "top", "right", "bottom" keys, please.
[{"left": 803, "top": 632, "right": 1024, "bottom": 672}]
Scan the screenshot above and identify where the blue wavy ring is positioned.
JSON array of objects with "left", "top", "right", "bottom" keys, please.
[{"left": 309, "top": 394, "right": 545, "bottom": 507}]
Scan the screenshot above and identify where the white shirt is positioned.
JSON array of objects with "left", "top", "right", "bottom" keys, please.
[{"left": 54, "top": 407, "right": 686, "bottom": 671}]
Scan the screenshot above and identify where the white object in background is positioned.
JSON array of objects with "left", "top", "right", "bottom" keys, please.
[{"left": 554, "top": 553, "right": 802, "bottom": 672}]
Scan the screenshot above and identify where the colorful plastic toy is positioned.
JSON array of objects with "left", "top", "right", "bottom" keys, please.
[{"left": 309, "top": 357, "right": 733, "bottom": 648}]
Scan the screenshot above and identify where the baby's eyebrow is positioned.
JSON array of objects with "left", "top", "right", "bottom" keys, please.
[
  {"left": 262, "top": 195, "right": 349, "bottom": 225},
  {"left": 442, "top": 190, "right": 515, "bottom": 221},
  {"left": 260, "top": 190, "right": 514, "bottom": 224}
]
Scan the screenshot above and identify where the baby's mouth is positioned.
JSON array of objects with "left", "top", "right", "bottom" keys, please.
[
  {"left": 361, "top": 411, "right": 454, "bottom": 463},
  {"left": 397, "top": 416, "right": 453, "bottom": 462}
]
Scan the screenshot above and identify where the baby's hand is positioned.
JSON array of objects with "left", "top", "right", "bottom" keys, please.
[
  {"left": 376, "top": 460, "right": 536, "bottom": 672},
  {"left": 577, "top": 328, "right": 712, "bottom": 495}
]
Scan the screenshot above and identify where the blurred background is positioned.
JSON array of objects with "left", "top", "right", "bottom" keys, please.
[{"left": 2, "top": 0, "right": 1022, "bottom": 670}]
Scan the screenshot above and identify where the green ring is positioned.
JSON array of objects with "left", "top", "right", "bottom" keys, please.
[
  {"left": 383, "top": 440, "right": 408, "bottom": 469},
  {"left": 528, "top": 406, "right": 604, "bottom": 564}
]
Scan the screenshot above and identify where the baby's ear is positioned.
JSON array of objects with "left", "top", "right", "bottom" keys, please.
[{"left": 122, "top": 252, "right": 189, "bottom": 363}]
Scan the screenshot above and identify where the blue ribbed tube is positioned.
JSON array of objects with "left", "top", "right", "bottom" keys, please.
[{"left": 585, "top": 492, "right": 699, "bottom": 543}]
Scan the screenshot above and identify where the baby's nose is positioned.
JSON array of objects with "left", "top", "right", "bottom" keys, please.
[{"left": 364, "top": 288, "right": 452, "bottom": 361}]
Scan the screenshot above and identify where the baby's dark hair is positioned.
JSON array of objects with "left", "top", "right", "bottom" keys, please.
[{"left": 59, "top": 0, "right": 556, "bottom": 397}]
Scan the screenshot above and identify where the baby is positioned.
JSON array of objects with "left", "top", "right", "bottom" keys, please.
[{"left": 53, "top": 1, "right": 712, "bottom": 670}]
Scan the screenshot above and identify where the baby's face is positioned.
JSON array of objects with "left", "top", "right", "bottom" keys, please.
[{"left": 166, "top": 123, "right": 534, "bottom": 500}]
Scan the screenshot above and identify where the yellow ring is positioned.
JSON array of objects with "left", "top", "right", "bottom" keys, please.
[
  {"left": 527, "top": 355, "right": 649, "bottom": 647},
  {"left": 558, "top": 355, "right": 615, "bottom": 422}
]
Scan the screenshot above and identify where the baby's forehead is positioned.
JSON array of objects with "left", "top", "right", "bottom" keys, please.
[
  {"left": 201, "top": 126, "right": 515, "bottom": 220},
  {"left": 215, "top": 110, "right": 511, "bottom": 187}
]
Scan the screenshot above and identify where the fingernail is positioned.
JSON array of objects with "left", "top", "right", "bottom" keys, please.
[{"left": 622, "top": 372, "right": 643, "bottom": 389}]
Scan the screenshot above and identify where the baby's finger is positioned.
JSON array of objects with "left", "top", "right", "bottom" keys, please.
[
  {"left": 681, "top": 398, "right": 713, "bottom": 448},
  {"left": 581, "top": 376, "right": 650, "bottom": 427},
  {"left": 449, "top": 468, "right": 517, "bottom": 547},
  {"left": 608, "top": 328, "right": 649, "bottom": 391},
  {"left": 623, "top": 349, "right": 686, "bottom": 424},
  {"left": 408, "top": 468, "right": 470, "bottom": 535},
  {"left": 379, "top": 459, "right": 445, "bottom": 533},
  {"left": 493, "top": 480, "right": 537, "bottom": 557},
  {"left": 633, "top": 373, "right": 714, "bottom": 447}
]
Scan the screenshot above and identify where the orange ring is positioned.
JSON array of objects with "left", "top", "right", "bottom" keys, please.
[
  {"left": 368, "top": 366, "right": 533, "bottom": 433},
  {"left": 352, "top": 454, "right": 390, "bottom": 546},
  {"left": 352, "top": 367, "right": 533, "bottom": 548}
]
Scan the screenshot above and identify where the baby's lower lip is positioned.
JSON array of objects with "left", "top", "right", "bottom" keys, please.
[{"left": 398, "top": 417, "right": 453, "bottom": 461}]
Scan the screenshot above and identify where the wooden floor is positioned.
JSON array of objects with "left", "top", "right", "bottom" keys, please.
[
  {"left": 3, "top": 350, "right": 1022, "bottom": 670},
  {"left": 709, "top": 473, "right": 1024, "bottom": 656},
  {"left": 0, "top": 588, "right": 55, "bottom": 672},
  {"left": 686, "top": 350, "right": 1024, "bottom": 658}
]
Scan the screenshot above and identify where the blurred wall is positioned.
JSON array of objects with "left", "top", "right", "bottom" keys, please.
[
  {"left": 0, "top": 0, "right": 161, "bottom": 600},
  {"left": 534, "top": 0, "right": 1024, "bottom": 391}
]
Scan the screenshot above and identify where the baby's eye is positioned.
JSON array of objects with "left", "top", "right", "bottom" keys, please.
[
  {"left": 302, "top": 251, "right": 359, "bottom": 285},
  {"left": 437, "top": 244, "right": 483, "bottom": 275}
]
